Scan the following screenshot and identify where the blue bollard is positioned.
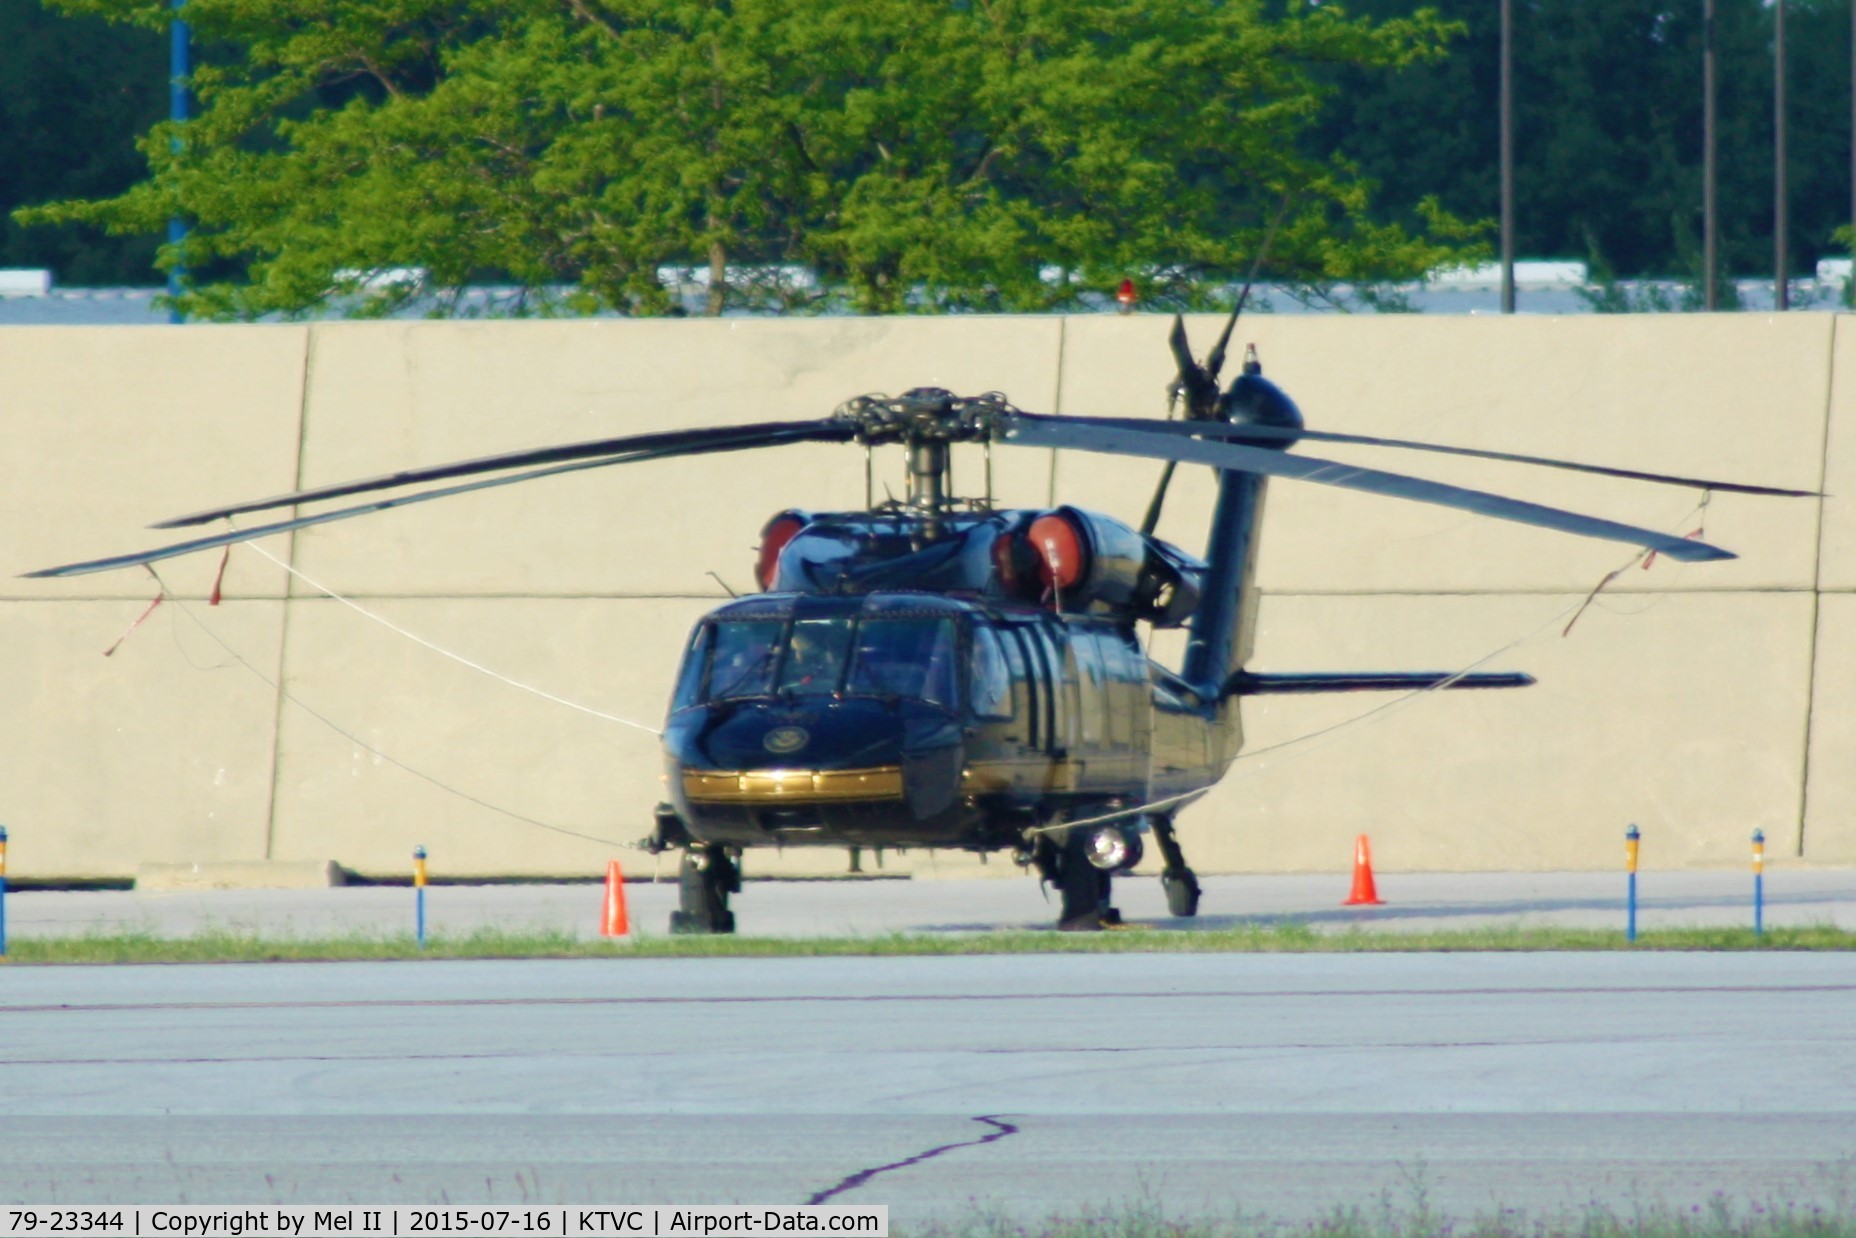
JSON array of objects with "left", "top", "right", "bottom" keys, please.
[
  {"left": 413, "top": 845, "right": 428, "bottom": 951},
  {"left": 1752, "top": 829, "right": 1765, "bottom": 937},
  {"left": 1625, "top": 825, "right": 1640, "bottom": 943},
  {"left": 0, "top": 825, "right": 9, "bottom": 958}
]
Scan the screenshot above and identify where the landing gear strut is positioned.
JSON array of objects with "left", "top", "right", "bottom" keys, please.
[
  {"left": 1151, "top": 816, "right": 1201, "bottom": 918},
  {"left": 670, "top": 844, "right": 739, "bottom": 934},
  {"left": 1033, "top": 828, "right": 1124, "bottom": 932}
]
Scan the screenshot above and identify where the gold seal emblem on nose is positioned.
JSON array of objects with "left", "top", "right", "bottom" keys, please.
[{"left": 763, "top": 725, "right": 810, "bottom": 754}]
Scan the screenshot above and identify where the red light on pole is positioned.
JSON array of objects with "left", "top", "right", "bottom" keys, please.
[{"left": 1115, "top": 279, "right": 1136, "bottom": 313}]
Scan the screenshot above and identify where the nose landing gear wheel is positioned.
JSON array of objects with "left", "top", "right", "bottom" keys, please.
[{"left": 670, "top": 844, "right": 739, "bottom": 934}]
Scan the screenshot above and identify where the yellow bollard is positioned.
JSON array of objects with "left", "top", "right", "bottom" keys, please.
[
  {"left": 1752, "top": 829, "right": 1766, "bottom": 936},
  {"left": 1625, "top": 824, "right": 1640, "bottom": 942},
  {"left": 413, "top": 845, "right": 428, "bottom": 951}
]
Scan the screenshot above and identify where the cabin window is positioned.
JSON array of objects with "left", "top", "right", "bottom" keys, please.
[
  {"left": 969, "top": 626, "right": 1014, "bottom": 720},
  {"left": 1000, "top": 627, "right": 1037, "bottom": 745},
  {"left": 846, "top": 617, "right": 959, "bottom": 707},
  {"left": 1038, "top": 627, "right": 1077, "bottom": 749},
  {"left": 706, "top": 620, "right": 782, "bottom": 699},
  {"left": 1100, "top": 633, "right": 1138, "bottom": 748},
  {"left": 1074, "top": 633, "right": 1106, "bottom": 745},
  {"left": 777, "top": 617, "right": 855, "bottom": 692}
]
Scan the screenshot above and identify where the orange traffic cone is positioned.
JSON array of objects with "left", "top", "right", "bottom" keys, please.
[
  {"left": 601, "top": 859, "right": 630, "bottom": 937},
  {"left": 1343, "top": 834, "right": 1385, "bottom": 906}
]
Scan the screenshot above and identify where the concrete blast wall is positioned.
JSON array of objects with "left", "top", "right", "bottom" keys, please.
[{"left": 1, "top": 314, "right": 1849, "bottom": 882}]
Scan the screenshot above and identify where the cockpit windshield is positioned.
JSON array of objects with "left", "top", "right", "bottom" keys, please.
[
  {"left": 848, "top": 617, "right": 956, "bottom": 704},
  {"left": 680, "top": 614, "right": 959, "bottom": 706}
]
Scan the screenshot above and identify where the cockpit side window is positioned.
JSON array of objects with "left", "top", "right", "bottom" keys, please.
[
  {"left": 969, "top": 625, "right": 1013, "bottom": 720},
  {"left": 707, "top": 620, "right": 782, "bottom": 699},
  {"left": 670, "top": 625, "right": 711, "bottom": 712},
  {"left": 847, "top": 617, "right": 958, "bottom": 707},
  {"left": 776, "top": 616, "right": 855, "bottom": 693}
]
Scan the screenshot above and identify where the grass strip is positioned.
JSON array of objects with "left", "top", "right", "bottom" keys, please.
[
  {"left": 913, "top": 1195, "right": 1856, "bottom": 1237},
  {"left": 2, "top": 921, "right": 1852, "bottom": 964}
]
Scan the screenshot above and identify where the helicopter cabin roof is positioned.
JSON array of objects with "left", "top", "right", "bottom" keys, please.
[
  {"left": 703, "top": 590, "right": 1080, "bottom": 627},
  {"left": 705, "top": 591, "right": 985, "bottom": 623}
]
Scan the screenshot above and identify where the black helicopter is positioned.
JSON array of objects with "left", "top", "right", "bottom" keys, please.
[{"left": 29, "top": 313, "right": 1810, "bottom": 932}]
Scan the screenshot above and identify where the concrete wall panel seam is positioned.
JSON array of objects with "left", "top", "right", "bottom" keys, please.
[
  {"left": 262, "top": 324, "right": 320, "bottom": 862},
  {"left": 1797, "top": 314, "right": 1848, "bottom": 856}
]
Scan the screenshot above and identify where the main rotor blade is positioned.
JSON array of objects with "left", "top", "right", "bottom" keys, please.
[
  {"left": 999, "top": 417, "right": 1735, "bottom": 563},
  {"left": 1059, "top": 416, "right": 1815, "bottom": 499},
  {"left": 25, "top": 426, "right": 850, "bottom": 580},
  {"left": 155, "top": 418, "right": 848, "bottom": 529}
]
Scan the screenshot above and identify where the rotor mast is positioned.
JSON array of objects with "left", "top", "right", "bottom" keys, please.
[
  {"left": 837, "top": 387, "right": 994, "bottom": 537},
  {"left": 906, "top": 440, "right": 950, "bottom": 517}
]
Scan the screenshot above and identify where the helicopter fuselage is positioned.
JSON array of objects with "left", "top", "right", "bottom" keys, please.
[{"left": 659, "top": 589, "right": 1242, "bottom": 855}]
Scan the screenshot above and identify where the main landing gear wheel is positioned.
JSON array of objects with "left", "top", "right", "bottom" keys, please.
[
  {"left": 670, "top": 844, "right": 739, "bottom": 934},
  {"left": 1051, "top": 829, "right": 1118, "bottom": 932},
  {"left": 1151, "top": 816, "right": 1201, "bottom": 918}
]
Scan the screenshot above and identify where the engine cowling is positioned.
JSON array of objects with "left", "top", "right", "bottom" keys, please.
[{"left": 999, "top": 507, "right": 1204, "bottom": 626}]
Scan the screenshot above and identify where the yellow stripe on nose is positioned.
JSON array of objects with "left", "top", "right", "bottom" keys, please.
[{"left": 682, "top": 766, "right": 905, "bottom": 803}]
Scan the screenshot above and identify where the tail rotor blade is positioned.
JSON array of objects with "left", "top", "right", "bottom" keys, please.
[
  {"left": 1204, "top": 191, "right": 1292, "bottom": 387},
  {"left": 1139, "top": 461, "right": 1179, "bottom": 537}
]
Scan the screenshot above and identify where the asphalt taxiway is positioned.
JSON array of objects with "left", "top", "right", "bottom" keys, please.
[
  {"left": 3, "top": 953, "right": 1855, "bottom": 1221},
  {"left": 4, "top": 875, "right": 1854, "bottom": 1225}
]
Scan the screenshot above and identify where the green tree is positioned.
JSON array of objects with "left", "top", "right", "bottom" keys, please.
[
  {"left": 0, "top": 0, "right": 165, "bottom": 283},
  {"left": 15, "top": 0, "right": 1472, "bottom": 318},
  {"left": 1311, "top": 0, "right": 1842, "bottom": 283}
]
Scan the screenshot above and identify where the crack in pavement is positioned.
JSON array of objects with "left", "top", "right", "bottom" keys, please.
[{"left": 806, "top": 1114, "right": 1019, "bottom": 1205}]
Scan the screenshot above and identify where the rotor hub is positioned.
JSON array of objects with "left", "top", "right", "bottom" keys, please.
[{"left": 832, "top": 389, "right": 1019, "bottom": 447}]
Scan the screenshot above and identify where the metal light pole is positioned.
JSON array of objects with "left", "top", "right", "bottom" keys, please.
[
  {"left": 1775, "top": 0, "right": 1789, "bottom": 310},
  {"left": 1500, "top": 0, "right": 1515, "bottom": 314},
  {"left": 1704, "top": 0, "right": 1719, "bottom": 310},
  {"left": 167, "top": 0, "right": 189, "bottom": 324}
]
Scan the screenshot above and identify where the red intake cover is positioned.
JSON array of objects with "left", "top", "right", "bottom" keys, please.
[
  {"left": 1028, "top": 512, "right": 1087, "bottom": 591},
  {"left": 755, "top": 513, "right": 807, "bottom": 591}
]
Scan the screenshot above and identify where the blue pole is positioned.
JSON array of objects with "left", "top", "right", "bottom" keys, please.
[
  {"left": 1752, "top": 829, "right": 1766, "bottom": 937},
  {"left": 167, "top": 0, "right": 190, "bottom": 324},
  {"left": 1625, "top": 825, "right": 1640, "bottom": 943},
  {"left": 413, "top": 846, "right": 427, "bottom": 951},
  {"left": 0, "top": 825, "right": 9, "bottom": 958}
]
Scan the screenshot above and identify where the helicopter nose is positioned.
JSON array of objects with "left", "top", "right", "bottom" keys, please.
[
  {"left": 692, "top": 700, "right": 913, "bottom": 770},
  {"left": 665, "top": 698, "right": 965, "bottom": 826}
]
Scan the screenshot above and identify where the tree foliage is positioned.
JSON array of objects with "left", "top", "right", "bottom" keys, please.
[
  {"left": 15, "top": 0, "right": 1470, "bottom": 318},
  {"left": 0, "top": 0, "right": 165, "bottom": 283},
  {"left": 1311, "top": 0, "right": 1852, "bottom": 281}
]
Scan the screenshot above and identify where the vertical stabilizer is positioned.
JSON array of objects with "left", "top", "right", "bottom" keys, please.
[{"left": 1180, "top": 349, "right": 1303, "bottom": 698}]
